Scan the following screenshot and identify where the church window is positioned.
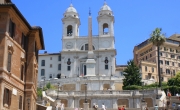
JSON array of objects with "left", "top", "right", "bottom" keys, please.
[
  {"left": 41, "top": 60, "right": 45, "bottom": 66},
  {"left": 41, "top": 69, "right": 45, "bottom": 76},
  {"left": 81, "top": 46, "right": 84, "bottom": 50},
  {"left": 67, "top": 25, "right": 73, "bottom": 36},
  {"left": 58, "top": 55, "right": 61, "bottom": 61},
  {"left": 103, "top": 23, "right": 109, "bottom": 35},
  {"left": 67, "top": 58, "right": 71, "bottom": 71},
  {"left": 81, "top": 44, "right": 95, "bottom": 51},
  {"left": 85, "top": 44, "right": 88, "bottom": 50},
  {"left": 104, "top": 57, "right": 109, "bottom": 70},
  {"left": 58, "top": 64, "right": 61, "bottom": 70}
]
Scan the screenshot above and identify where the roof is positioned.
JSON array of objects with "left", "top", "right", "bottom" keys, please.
[
  {"left": 66, "top": 4, "right": 77, "bottom": 13},
  {"left": 39, "top": 53, "right": 61, "bottom": 56},
  {"left": 100, "top": 2, "right": 112, "bottom": 11},
  {"left": 32, "top": 26, "right": 45, "bottom": 49},
  {"left": 0, "top": 3, "right": 31, "bottom": 29},
  {"left": 0, "top": 3, "right": 45, "bottom": 50}
]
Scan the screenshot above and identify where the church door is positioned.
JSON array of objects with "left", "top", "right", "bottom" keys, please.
[{"left": 57, "top": 74, "right": 61, "bottom": 79}]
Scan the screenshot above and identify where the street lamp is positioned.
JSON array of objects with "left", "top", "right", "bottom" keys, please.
[
  {"left": 43, "top": 76, "right": 46, "bottom": 90},
  {"left": 156, "top": 82, "right": 158, "bottom": 99},
  {"left": 84, "top": 83, "right": 88, "bottom": 103},
  {"left": 141, "top": 82, "right": 145, "bottom": 102},
  {"left": 56, "top": 82, "right": 60, "bottom": 100}
]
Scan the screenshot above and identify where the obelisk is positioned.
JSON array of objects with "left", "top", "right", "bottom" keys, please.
[{"left": 85, "top": 9, "right": 96, "bottom": 76}]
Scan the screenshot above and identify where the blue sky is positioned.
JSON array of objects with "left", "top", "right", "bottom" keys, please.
[{"left": 12, "top": 0, "right": 180, "bottom": 65}]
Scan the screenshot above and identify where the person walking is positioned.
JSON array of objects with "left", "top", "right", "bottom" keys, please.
[
  {"left": 102, "top": 103, "right": 106, "bottom": 110},
  {"left": 61, "top": 103, "right": 64, "bottom": 110}
]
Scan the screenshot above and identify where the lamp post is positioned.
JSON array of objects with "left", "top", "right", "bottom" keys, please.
[
  {"left": 142, "top": 82, "right": 145, "bottom": 102},
  {"left": 56, "top": 82, "right": 60, "bottom": 100},
  {"left": 43, "top": 76, "right": 46, "bottom": 90},
  {"left": 156, "top": 81, "right": 158, "bottom": 99},
  {"left": 84, "top": 83, "right": 88, "bottom": 103}
]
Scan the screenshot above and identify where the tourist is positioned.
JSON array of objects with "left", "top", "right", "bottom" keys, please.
[
  {"left": 56, "top": 103, "right": 59, "bottom": 110},
  {"left": 102, "top": 103, "right": 106, "bottom": 110},
  {"left": 93, "top": 103, "right": 98, "bottom": 110},
  {"left": 122, "top": 106, "right": 125, "bottom": 110},
  {"left": 61, "top": 103, "right": 64, "bottom": 110},
  {"left": 118, "top": 106, "right": 121, "bottom": 110}
]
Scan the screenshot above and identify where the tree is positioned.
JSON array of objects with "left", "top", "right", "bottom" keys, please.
[
  {"left": 123, "top": 60, "right": 142, "bottom": 89},
  {"left": 149, "top": 28, "right": 166, "bottom": 87}
]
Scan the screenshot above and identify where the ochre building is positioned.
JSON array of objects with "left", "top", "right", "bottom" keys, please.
[
  {"left": 0, "top": 0, "right": 44, "bottom": 110},
  {"left": 134, "top": 34, "right": 180, "bottom": 82}
]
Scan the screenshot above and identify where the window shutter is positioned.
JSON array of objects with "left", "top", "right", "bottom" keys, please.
[
  {"left": 19, "top": 96, "right": 22, "bottom": 109},
  {"left": 9, "top": 19, "right": 12, "bottom": 37},
  {"left": 12, "top": 22, "right": 16, "bottom": 38},
  {"left": 3, "top": 88, "right": 6, "bottom": 105},
  {"left": 21, "top": 65, "right": 24, "bottom": 80},
  {"left": 8, "top": 90, "right": 12, "bottom": 106},
  {"left": 21, "top": 33, "right": 25, "bottom": 48},
  {"left": 7, "top": 53, "right": 12, "bottom": 72}
]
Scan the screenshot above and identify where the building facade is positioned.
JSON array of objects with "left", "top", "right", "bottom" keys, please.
[
  {"left": 38, "top": 2, "right": 116, "bottom": 81},
  {"left": 134, "top": 34, "right": 180, "bottom": 82},
  {"left": 0, "top": 0, "right": 44, "bottom": 110},
  {"left": 37, "top": 2, "right": 164, "bottom": 109}
]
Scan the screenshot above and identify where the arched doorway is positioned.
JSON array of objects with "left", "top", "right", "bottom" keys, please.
[
  {"left": 103, "top": 84, "right": 110, "bottom": 90},
  {"left": 117, "top": 99, "right": 129, "bottom": 108},
  {"left": 144, "top": 98, "right": 153, "bottom": 107},
  {"left": 79, "top": 99, "right": 91, "bottom": 108},
  {"left": 61, "top": 99, "right": 68, "bottom": 107}
]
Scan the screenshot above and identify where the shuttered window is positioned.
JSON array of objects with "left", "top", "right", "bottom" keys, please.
[
  {"left": 3, "top": 88, "right": 12, "bottom": 107},
  {"left": 7, "top": 53, "right": 12, "bottom": 72},
  {"left": 20, "top": 65, "right": 24, "bottom": 80},
  {"left": 9, "top": 19, "right": 16, "bottom": 38},
  {"left": 19, "top": 95, "right": 22, "bottom": 109},
  {"left": 21, "top": 33, "right": 25, "bottom": 48}
]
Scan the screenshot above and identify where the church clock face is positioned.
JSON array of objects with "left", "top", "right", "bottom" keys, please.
[{"left": 65, "top": 42, "right": 73, "bottom": 49}]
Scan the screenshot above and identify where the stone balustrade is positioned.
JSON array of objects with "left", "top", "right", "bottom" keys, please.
[{"left": 45, "top": 89, "right": 161, "bottom": 98}]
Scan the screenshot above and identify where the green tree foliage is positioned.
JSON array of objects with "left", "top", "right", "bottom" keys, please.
[
  {"left": 37, "top": 82, "right": 55, "bottom": 97},
  {"left": 123, "top": 60, "right": 142, "bottom": 90},
  {"left": 149, "top": 28, "right": 166, "bottom": 46},
  {"left": 166, "top": 72, "right": 180, "bottom": 95},
  {"left": 37, "top": 88, "right": 42, "bottom": 97}
]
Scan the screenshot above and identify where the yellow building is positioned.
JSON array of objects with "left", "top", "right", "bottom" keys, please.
[{"left": 134, "top": 34, "right": 180, "bottom": 82}]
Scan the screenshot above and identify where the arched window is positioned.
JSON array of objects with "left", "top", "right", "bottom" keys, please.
[
  {"left": 103, "top": 23, "right": 109, "bottom": 35},
  {"left": 81, "top": 44, "right": 95, "bottom": 51},
  {"left": 67, "top": 25, "right": 73, "bottom": 36}
]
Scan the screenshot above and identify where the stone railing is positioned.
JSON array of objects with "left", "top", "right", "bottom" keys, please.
[
  {"left": 38, "top": 76, "right": 122, "bottom": 87},
  {"left": 45, "top": 89, "right": 161, "bottom": 97}
]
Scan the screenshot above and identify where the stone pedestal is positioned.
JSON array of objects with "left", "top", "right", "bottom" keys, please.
[
  {"left": 141, "top": 101, "right": 147, "bottom": 110},
  {"left": 83, "top": 103, "right": 89, "bottom": 110},
  {"left": 86, "top": 57, "right": 96, "bottom": 76}
]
